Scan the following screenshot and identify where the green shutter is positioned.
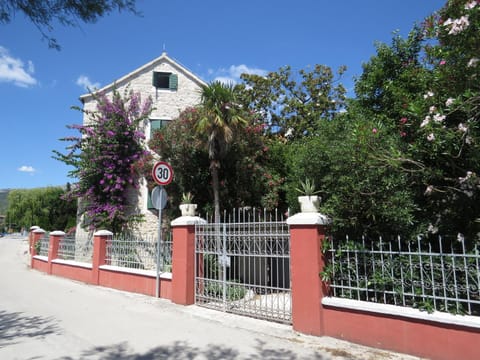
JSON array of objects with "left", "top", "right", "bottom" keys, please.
[
  {"left": 152, "top": 72, "right": 160, "bottom": 87},
  {"left": 150, "top": 119, "right": 161, "bottom": 139},
  {"left": 147, "top": 191, "right": 155, "bottom": 210},
  {"left": 169, "top": 74, "right": 178, "bottom": 90}
]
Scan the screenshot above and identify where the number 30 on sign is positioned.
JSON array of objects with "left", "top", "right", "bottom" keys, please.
[{"left": 152, "top": 161, "right": 174, "bottom": 186}]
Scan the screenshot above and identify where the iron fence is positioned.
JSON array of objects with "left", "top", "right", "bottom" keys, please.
[
  {"left": 37, "top": 232, "right": 49, "bottom": 257},
  {"left": 323, "top": 235, "right": 480, "bottom": 316},
  {"left": 195, "top": 208, "right": 291, "bottom": 323},
  {"left": 56, "top": 235, "right": 93, "bottom": 263},
  {"left": 105, "top": 232, "right": 172, "bottom": 271}
]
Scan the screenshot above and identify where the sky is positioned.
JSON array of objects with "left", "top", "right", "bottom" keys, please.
[{"left": 0, "top": 0, "right": 446, "bottom": 189}]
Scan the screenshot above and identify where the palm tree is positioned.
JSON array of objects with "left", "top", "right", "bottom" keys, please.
[{"left": 196, "top": 81, "right": 246, "bottom": 222}]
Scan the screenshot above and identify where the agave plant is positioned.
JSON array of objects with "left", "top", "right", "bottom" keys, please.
[
  {"left": 296, "top": 178, "right": 320, "bottom": 196},
  {"left": 181, "top": 192, "right": 194, "bottom": 204}
]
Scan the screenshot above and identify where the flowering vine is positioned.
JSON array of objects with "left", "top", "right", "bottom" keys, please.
[{"left": 54, "top": 87, "right": 153, "bottom": 233}]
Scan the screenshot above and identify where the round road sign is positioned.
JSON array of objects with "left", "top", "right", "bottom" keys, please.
[
  {"left": 151, "top": 186, "right": 168, "bottom": 210},
  {"left": 152, "top": 161, "right": 174, "bottom": 186}
]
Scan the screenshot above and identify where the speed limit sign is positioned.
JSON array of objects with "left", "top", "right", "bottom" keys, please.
[{"left": 152, "top": 161, "right": 174, "bottom": 185}]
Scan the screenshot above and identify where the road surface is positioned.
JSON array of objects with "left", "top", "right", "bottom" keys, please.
[{"left": 0, "top": 235, "right": 422, "bottom": 359}]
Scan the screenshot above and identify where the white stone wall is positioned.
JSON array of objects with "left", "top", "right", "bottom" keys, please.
[{"left": 79, "top": 54, "right": 204, "bottom": 238}]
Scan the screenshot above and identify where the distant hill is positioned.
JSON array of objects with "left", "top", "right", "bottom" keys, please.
[{"left": 0, "top": 189, "right": 9, "bottom": 214}]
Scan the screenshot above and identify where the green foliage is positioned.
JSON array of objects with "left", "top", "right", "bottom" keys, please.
[
  {"left": 350, "top": 0, "right": 480, "bottom": 240},
  {"left": 205, "top": 280, "right": 247, "bottom": 301},
  {"left": 181, "top": 192, "right": 194, "bottom": 204},
  {"left": 295, "top": 178, "right": 320, "bottom": 196},
  {"left": 240, "top": 64, "right": 347, "bottom": 139},
  {"left": 196, "top": 81, "right": 248, "bottom": 221},
  {"left": 0, "top": 0, "right": 139, "bottom": 50},
  {"left": 54, "top": 87, "right": 153, "bottom": 233},
  {"left": 0, "top": 189, "right": 9, "bottom": 214},
  {"left": 149, "top": 106, "right": 285, "bottom": 217},
  {"left": 283, "top": 115, "right": 416, "bottom": 238},
  {"left": 5, "top": 186, "right": 76, "bottom": 231}
]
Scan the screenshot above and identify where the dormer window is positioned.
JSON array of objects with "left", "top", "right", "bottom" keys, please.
[{"left": 152, "top": 71, "right": 178, "bottom": 90}]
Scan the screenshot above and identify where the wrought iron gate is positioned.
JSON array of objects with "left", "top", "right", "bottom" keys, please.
[{"left": 195, "top": 210, "right": 291, "bottom": 323}]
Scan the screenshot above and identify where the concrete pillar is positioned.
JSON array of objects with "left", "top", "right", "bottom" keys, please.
[
  {"left": 28, "top": 225, "right": 40, "bottom": 254},
  {"left": 170, "top": 216, "right": 206, "bottom": 305},
  {"left": 48, "top": 231, "right": 65, "bottom": 274},
  {"left": 286, "top": 212, "right": 331, "bottom": 336},
  {"left": 92, "top": 230, "right": 112, "bottom": 285},
  {"left": 30, "top": 228, "right": 46, "bottom": 267}
]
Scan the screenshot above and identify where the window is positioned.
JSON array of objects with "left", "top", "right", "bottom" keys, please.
[
  {"left": 147, "top": 190, "right": 155, "bottom": 210},
  {"left": 152, "top": 72, "right": 178, "bottom": 90},
  {"left": 149, "top": 119, "right": 171, "bottom": 139}
]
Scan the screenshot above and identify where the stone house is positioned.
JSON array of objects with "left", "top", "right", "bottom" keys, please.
[{"left": 78, "top": 52, "right": 206, "bottom": 237}]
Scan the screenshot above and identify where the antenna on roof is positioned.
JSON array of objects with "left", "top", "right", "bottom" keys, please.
[{"left": 162, "top": 43, "right": 166, "bottom": 54}]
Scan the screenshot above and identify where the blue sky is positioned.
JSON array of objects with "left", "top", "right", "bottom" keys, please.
[{"left": 0, "top": 0, "right": 445, "bottom": 189}]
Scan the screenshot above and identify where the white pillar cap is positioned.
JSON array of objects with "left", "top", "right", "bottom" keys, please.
[
  {"left": 286, "top": 212, "right": 331, "bottom": 225},
  {"left": 93, "top": 230, "right": 113, "bottom": 236},
  {"left": 171, "top": 216, "right": 207, "bottom": 227}
]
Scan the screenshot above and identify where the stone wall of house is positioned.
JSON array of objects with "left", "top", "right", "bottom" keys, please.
[{"left": 79, "top": 54, "right": 204, "bottom": 238}]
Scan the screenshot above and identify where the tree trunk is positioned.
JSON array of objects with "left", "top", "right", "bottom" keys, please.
[
  {"left": 211, "top": 161, "right": 221, "bottom": 223},
  {"left": 210, "top": 160, "right": 223, "bottom": 282}
]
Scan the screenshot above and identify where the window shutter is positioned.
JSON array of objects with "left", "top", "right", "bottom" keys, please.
[
  {"left": 152, "top": 72, "right": 160, "bottom": 87},
  {"left": 147, "top": 191, "right": 155, "bottom": 210},
  {"left": 169, "top": 74, "right": 178, "bottom": 90},
  {"left": 150, "top": 119, "right": 161, "bottom": 139}
]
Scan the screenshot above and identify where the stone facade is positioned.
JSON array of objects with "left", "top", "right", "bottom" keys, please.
[{"left": 77, "top": 53, "right": 206, "bottom": 238}]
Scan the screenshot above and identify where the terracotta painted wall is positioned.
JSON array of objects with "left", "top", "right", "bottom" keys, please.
[
  {"left": 98, "top": 269, "right": 172, "bottom": 299},
  {"left": 51, "top": 262, "right": 93, "bottom": 284},
  {"left": 323, "top": 307, "right": 480, "bottom": 360}
]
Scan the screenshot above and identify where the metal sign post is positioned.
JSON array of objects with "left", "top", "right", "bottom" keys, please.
[
  {"left": 151, "top": 161, "right": 173, "bottom": 298},
  {"left": 152, "top": 186, "right": 171, "bottom": 298},
  {"left": 151, "top": 185, "right": 168, "bottom": 298}
]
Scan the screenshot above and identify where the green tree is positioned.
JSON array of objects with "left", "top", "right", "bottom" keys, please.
[
  {"left": 0, "top": 0, "right": 138, "bottom": 49},
  {"left": 351, "top": 0, "right": 480, "bottom": 240},
  {"left": 196, "top": 81, "right": 247, "bottom": 222},
  {"left": 239, "top": 64, "right": 347, "bottom": 139},
  {"left": 149, "top": 106, "right": 284, "bottom": 218},
  {"left": 5, "top": 186, "right": 76, "bottom": 231},
  {"left": 283, "top": 113, "right": 416, "bottom": 238}
]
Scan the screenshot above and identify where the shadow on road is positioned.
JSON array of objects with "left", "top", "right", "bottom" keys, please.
[
  {"left": 58, "top": 339, "right": 326, "bottom": 360},
  {"left": 0, "top": 309, "right": 61, "bottom": 347}
]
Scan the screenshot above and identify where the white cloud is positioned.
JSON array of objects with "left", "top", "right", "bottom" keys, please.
[
  {"left": 214, "top": 76, "right": 237, "bottom": 85},
  {"left": 0, "top": 46, "right": 37, "bottom": 87},
  {"left": 211, "top": 64, "right": 267, "bottom": 84},
  {"left": 76, "top": 75, "right": 100, "bottom": 90},
  {"left": 18, "top": 165, "right": 36, "bottom": 173}
]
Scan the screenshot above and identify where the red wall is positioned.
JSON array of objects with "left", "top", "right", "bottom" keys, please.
[
  {"left": 31, "top": 258, "right": 172, "bottom": 300},
  {"left": 98, "top": 268, "right": 172, "bottom": 299},
  {"left": 51, "top": 262, "right": 92, "bottom": 284},
  {"left": 323, "top": 306, "right": 480, "bottom": 360},
  {"left": 32, "top": 257, "right": 49, "bottom": 273}
]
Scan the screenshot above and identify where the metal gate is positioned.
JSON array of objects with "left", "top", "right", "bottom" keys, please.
[{"left": 195, "top": 210, "right": 291, "bottom": 323}]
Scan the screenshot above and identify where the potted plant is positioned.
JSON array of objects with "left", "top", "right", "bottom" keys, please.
[
  {"left": 296, "top": 178, "right": 321, "bottom": 213},
  {"left": 179, "top": 192, "right": 197, "bottom": 216}
]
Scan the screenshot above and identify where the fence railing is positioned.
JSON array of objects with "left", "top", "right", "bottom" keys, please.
[
  {"left": 56, "top": 234, "right": 93, "bottom": 263},
  {"left": 37, "top": 232, "right": 50, "bottom": 257},
  {"left": 323, "top": 235, "right": 480, "bottom": 316},
  {"left": 105, "top": 232, "right": 172, "bottom": 272}
]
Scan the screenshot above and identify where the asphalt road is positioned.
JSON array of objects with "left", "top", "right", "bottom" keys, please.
[{"left": 0, "top": 235, "right": 422, "bottom": 360}]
